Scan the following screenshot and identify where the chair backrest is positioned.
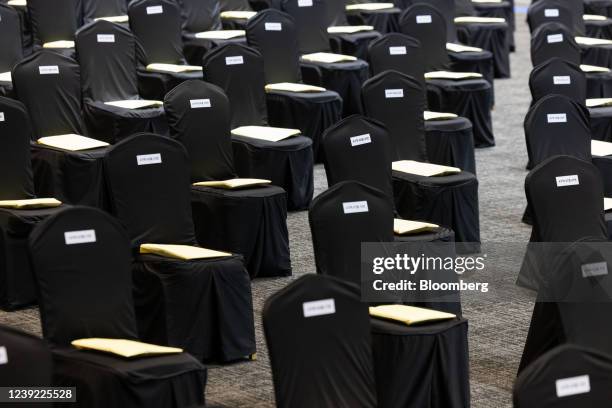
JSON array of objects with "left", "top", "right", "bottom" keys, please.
[
  {"left": 362, "top": 70, "right": 427, "bottom": 162},
  {"left": 128, "top": 0, "right": 185, "bottom": 64},
  {"left": 263, "top": 274, "right": 377, "bottom": 408},
  {"left": 367, "top": 33, "right": 423, "bottom": 81},
  {"left": 530, "top": 22, "right": 581, "bottom": 67},
  {"left": 398, "top": 3, "right": 449, "bottom": 72},
  {"left": 309, "top": 180, "right": 394, "bottom": 285},
  {"left": 322, "top": 115, "right": 393, "bottom": 201},
  {"left": 526, "top": 155, "right": 608, "bottom": 242},
  {"left": 13, "top": 50, "right": 84, "bottom": 137},
  {"left": 527, "top": 0, "right": 574, "bottom": 34},
  {"left": 246, "top": 9, "right": 302, "bottom": 84},
  {"left": 281, "top": 0, "right": 330, "bottom": 54},
  {"left": 27, "top": 0, "right": 79, "bottom": 46},
  {"left": 29, "top": 206, "right": 138, "bottom": 346},
  {"left": 0, "top": 97, "right": 34, "bottom": 200},
  {"left": 531, "top": 0, "right": 585, "bottom": 35},
  {"left": 178, "top": 0, "right": 222, "bottom": 33},
  {"left": 514, "top": 344, "right": 612, "bottom": 408},
  {"left": 398, "top": 0, "right": 457, "bottom": 42},
  {"left": 0, "top": 4, "right": 23, "bottom": 73},
  {"left": 219, "top": 0, "right": 253, "bottom": 12},
  {"left": 76, "top": 20, "right": 139, "bottom": 101},
  {"left": 454, "top": 0, "right": 477, "bottom": 16},
  {"left": 103, "top": 133, "right": 197, "bottom": 246},
  {"left": 524, "top": 94, "right": 590, "bottom": 167},
  {"left": 529, "top": 58, "right": 586, "bottom": 105},
  {"left": 164, "top": 80, "right": 236, "bottom": 181},
  {"left": 81, "top": 0, "right": 127, "bottom": 23},
  {"left": 202, "top": 43, "right": 268, "bottom": 127},
  {"left": 326, "top": 0, "right": 349, "bottom": 26}
]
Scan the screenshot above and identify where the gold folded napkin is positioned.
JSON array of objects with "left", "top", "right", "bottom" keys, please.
[
  {"left": 392, "top": 160, "right": 461, "bottom": 177},
  {"left": 0, "top": 72, "right": 11, "bottom": 82},
  {"left": 43, "top": 40, "right": 75, "bottom": 49},
  {"left": 605, "top": 197, "right": 612, "bottom": 211},
  {"left": 580, "top": 64, "right": 611, "bottom": 73},
  {"left": 94, "top": 15, "right": 129, "bottom": 23},
  {"left": 71, "top": 338, "right": 182, "bottom": 358},
  {"left": 195, "top": 30, "right": 245, "bottom": 40},
  {"left": 220, "top": 11, "right": 257, "bottom": 19},
  {"left": 301, "top": 52, "right": 357, "bottom": 63},
  {"left": 231, "top": 126, "right": 301, "bottom": 142},
  {"left": 369, "top": 305, "right": 456, "bottom": 326},
  {"left": 586, "top": 98, "right": 612, "bottom": 108},
  {"left": 104, "top": 100, "right": 163, "bottom": 109},
  {"left": 454, "top": 16, "right": 505, "bottom": 24},
  {"left": 193, "top": 178, "right": 271, "bottom": 189},
  {"left": 584, "top": 14, "right": 607, "bottom": 21},
  {"left": 471, "top": 0, "right": 502, "bottom": 3},
  {"left": 327, "top": 25, "right": 374, "bottom": 34},
  {"left": 0, "top": 198, "right": 62, "bottom": 210},
  {"left": 346, "top": 2, "right": 394, "bottom": 10},
  {"left": 37, "top": 134, "right": 109, "bottom": 151},
  {"left": 592, "top": 140, "right": 612, "bottom": 157},
  {"left": 424, "top": 111, "right": 458, "bottom": 121},
  {"left": 394, "top": 218, "right": 440, "bottom": 235},
  {"left": 425, "top": 71, "right": 483, "bottom": 80},
  {"left": 265, "top": 82, "right": 326, "bottom": 93},
  {"left": 575, "top": 36, "right": 612, "bottom": 46},
  {"left": 140, "top": 243, "right": 232, "bottom": 260},
  {"left": 146, "top": 63, "right": 202, "bottom": 73},
  {"left": 446, "top": 42, "right": 483, "bottom": 53},
  {"left": 7, "top": 0, "right": 26, "bottom": 6}
]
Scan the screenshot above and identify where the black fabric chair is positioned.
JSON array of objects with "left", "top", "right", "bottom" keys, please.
[
  {"left": 531, "top": 22, "right": 581, "bottom": 67},
  {"left": 528, "top": 0, "right": 575, "bottom": 34},
  {"left": 343, "top": 0, "right": 401, "bottom": 34},
  {"left": 27, "top": 0, "right": 78, "bottom": 54},
  {"left": 399, "top": 4, "right": 495, "bottom": 148},
  {"left": 81, "top": 0, "right": 127, "bottom": 23},
  {"left": 0, "top": 325, "right": 53, "bottom": 408},
  {"left": 281, "top": 0, "right": 370, "bottom": 116},
  {"left": 585, "top": 0, "right": 612, "bottom": 17},
  {"left": 75, "top": 20, "right": 167, "bottom": 143},
  {"left": 263, "top": 274, "right": 377, "bottom": 408},
  {"left": 12, "top": 50, "right": 110, "bottom": 208},
  {"left": 29, "top": 206, "right": 207, "bottom": 407},
  {"left": 0, "top": 4, "right": 22, "bottom": 97},
  {"left": 529, "top": 58, "right": 587, "bottom": 104},
  {"left": 164, "top": 80, "right": 291, "bottom": 278},
  {"left": 217, "top": 0, "right": 255, "bottom": 30},
  {"left": 128, "top": 0, "right": 203, "bottom": 99},
  {"left": 530, "top": 0, "right": 586, "bottom": 35},
  {"left": 202, "top": 43, "right": 315, "bottom": 210},
  {"left": 246, "top": 9, "right": 343, "bottom": 161},
  {"left": 515, "top": 344, "right": 612, "bottom": 407},
  {"left": 103, "top": 133, "right": 256, "bottom": 363}
]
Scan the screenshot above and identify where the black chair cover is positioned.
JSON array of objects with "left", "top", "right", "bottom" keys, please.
[
  {"left": 164, "top": 80, "right": 291, "bottom": 278},
  {"left": 29, "top": 206, "right": 206, "bottom": 407},
  {"left": 202, "top": 43, "right": 315, "bottom": 209},
  {"left": 103, "top": 133, "right": 256, "bottom": 362},
  {"left": 585, "top": 16, "right": 612, "bottom": 40},
  {"left": 0, "top": 4, "right": 22, "bottom": 97},
  {"left": 531, "top": 0, "right": 586, "bottom": 35},
  {"left": 585, "top": 0, "right": 612, "bottom": 17},
  {"left": 531, "top": 22, "right": 581, "bottom": 67},
  {"left": 76, "top": 21, "right": 167, "bottom": 143},
  {"left": 325, "top": 0, "right": 381, "bottom": 61},
  {"left": 345, "top": 0, "right": 401, "bottom": 34},
  {"left": 528, "top": 0, "right": 575, "bottom": 34},
  {"left": 263, "top": 274, "right": 377, "bottom": 408},
  {"left": 515, "top": 344, "right": 612, "bottom": 407},
  {"left": 398, "top": 5, "right": 449, "bottom": 72},
  {"left": 27, "top": 0, "right": 79, "bottom": 48},
  {"left": 529, "top": 58, "right": 587, "bottom": 105},
  {"left": 81, "top": 0, "right": 126, "bottom": 22},
  {"left": 367, "top": 33, "right": 423, "bottom": 81}
]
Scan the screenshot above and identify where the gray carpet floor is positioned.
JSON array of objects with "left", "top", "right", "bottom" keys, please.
[{"left": 0, "top": 4, "right": 537, "bottom": 407}]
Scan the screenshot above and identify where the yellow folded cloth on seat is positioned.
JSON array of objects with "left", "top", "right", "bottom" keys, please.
[
  {"left": 94, "top": 15, "right": 129, "bottom": 23},
  {"left": 424, "top": 111, "right": 458, "bottom": 121},
  {"left": 446, "top": 42, "right": 483, "bottom": 53},
  {"left": 454, "top": 16, "right": 505, "bottom": 24},
  {"left": 301, "top": 52, "right": 357, "bottom": 63},
  {"left": 346, "top": 3, "right": 394, "bottom": 10},
  {"left": 220, "top": 11, "right": 257, "bottom": 19},
  {"left": 193, "top": 178, "right": 272, "bottom": 189},
  {"left": 327, "top": 25, "right": 374, "bottom": 34},
  {"left": 425, "top": 71, "right": 483, "bottom": 80},
  {"left": 605, "top": 197, "right": 612, "bottom": 211},
  {"left": 43, "top": 40, "right": 75, "bottom": 49},
  {"left": 146, "top": 63, "right": 203, "bottom": 73},
  {"left": 0, "top": 198, "right": 62, "bottom": 209},
  {"left": 104, "top": 100, "right": 163, "bottom": 109},
  {"left": 265, "top": 82, "right": 326, "bottom": 93},
  {"left": 37, "top": 134, "right": 109, "bottom": 151},
  {"left": 592, "top": 140, "right": 612, "bottom": 157},
  {"left": 231, "top": 126, "right": 301, "bottom": 142},
  {"left": 471, "top": 0, "right": 502, "bottom": 3},
  {"left": 584, "top": 14, "right": 607, "bottom": 21},
  {"left": 580, "top": 64, "right": 611, "bottom": 73},
  {"left": 140, "top": 243, "right": 232, "bottom": 260},
  {"left": 7, "top": 0, "right": 26, "bottom": 6},
  {"left": 0, "top": 72, "right": 11, "bottom": 82},
  {"left": 369, "top": 305, "right": 456, "bottom": 326},
  {"left": 71, "top": 338, "right": 182, "bottom": 358},
  {"left": 575, "top": 36, "right": 612, "bottom": 46},
  {"left": 195, "top": 30, "right": 245, "bottom": 39},
  {"left": 392, "top": 160, "right": 461, "bottom": 177},
  {"left": 394, "top": 218, "right": 440, "bottom": 235},
  {"left": 586, "top": 98, "right": 612, "bottom": 108}
]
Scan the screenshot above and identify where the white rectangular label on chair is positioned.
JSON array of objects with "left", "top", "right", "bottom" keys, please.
[
  {"left": 298, "top": 0, "right": 312, "bottom": 7},
  {"left": 64, "top": 229, "right": 97, "bottom": 245},
  {"left": 416, "top": 15, "right": 432, "bottom": 24},
  {"left": 555, "top": 174, "right": 579, "bottom": 187},
  {"left": 547, "top": 113, "right": 567, "bottom": 123},
  {"left": 146, "top": 5, "right": 163, "bottom": 14},
  {"left": 39, "top": 65, "right": 59, "bottom": 75},
  {"left": 0, "top": 112, "right": 4, "bottom": 122},
  {"left": 350, "top": 133, "right": 371, "bottom": 147},
  {"left": 556, "top": 375, "right": 590, "bottom": 398},
  {"left": 389, "top": 46, "right": 407, "bottom": 55},
  {"left": 136, "top": 153, "right": 162, "bottom": 166},
  {"left": 0, "top": 347, "right": 7, "bottom": 365},
  {"left": 97, "top": 34, "right": 115, "bottom": 43},
  {"left": 553, "top": 75, "right": 571, "bottom": 85},
  {"left": 385, "top": 88, "right": 404, "bottom": 98},
  {"left": 265, "top": 22, "right": 282, "bottom": 31},
  {"left": 303, "top": 298, "right": 335, "bottom": 318},
  {"left": 544, "top": 8, "right": 560, "bottom": 18},
  {"left": 190, "top": 99, "right": 211, "bottom": 109},
  {"left": 225, "top": 55, "right": 244, "bottom": 65},
  {"left": 581, "top": 261, "right": 608, "bottom": 277},
  {"left": 342, "top": 200, "right": 369, "bottom": 214},
  {"left": 547, "top": 33, "right": 563, "bottom": 43}
]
